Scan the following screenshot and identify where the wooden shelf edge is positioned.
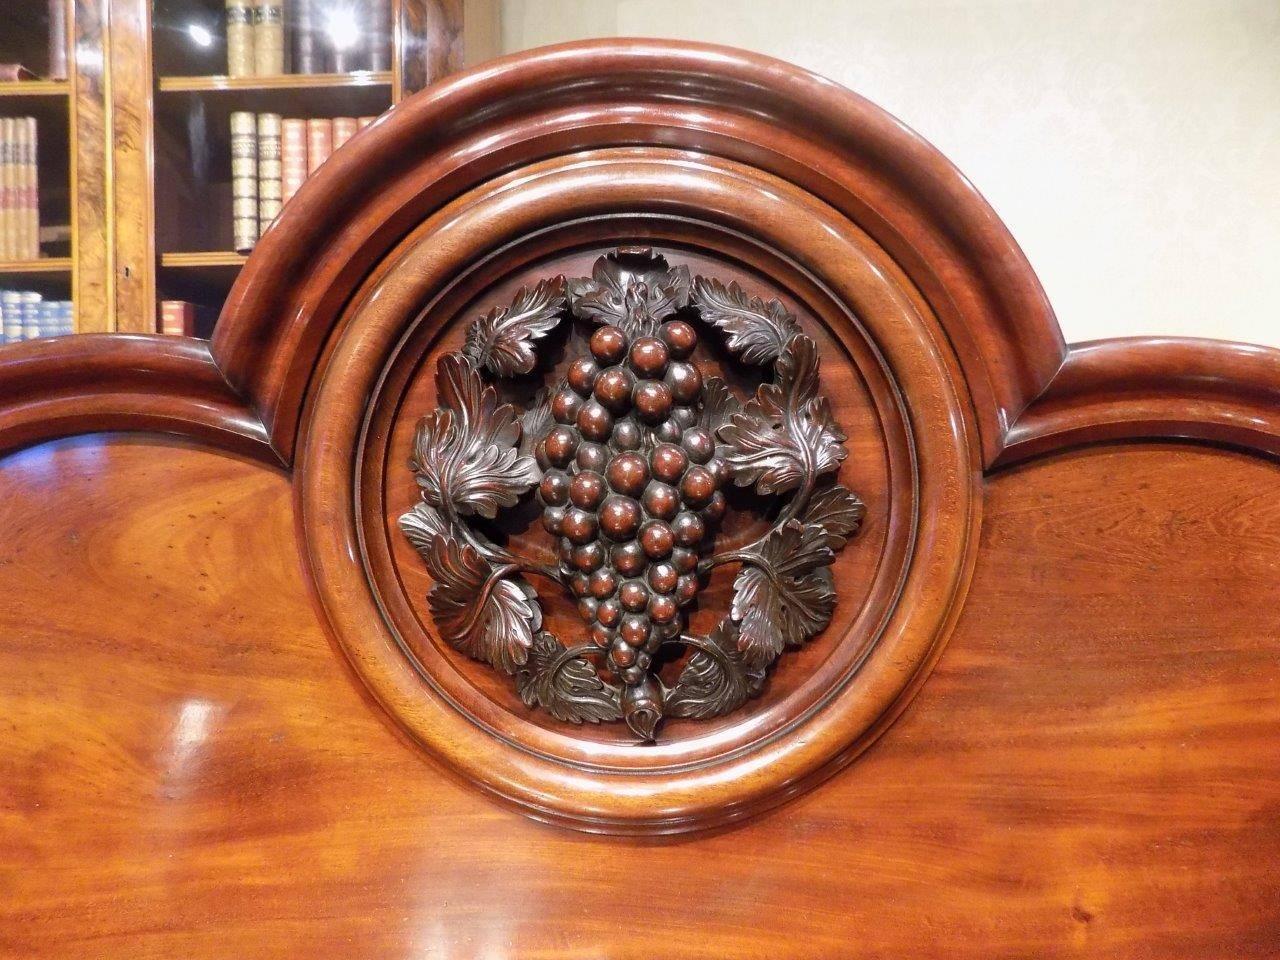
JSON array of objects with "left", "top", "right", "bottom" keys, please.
[
  {"left": 0, "top": 80, "right": 71, "bottom": 98},
  {"left": 160, "top": 252, "right": 248, "bottom": 268},
  {"left": 157, "top": 72, "right": 392, "bottom": 93},
  {"left": 0, "top": 257, "right": 74, "bottom": 274}
]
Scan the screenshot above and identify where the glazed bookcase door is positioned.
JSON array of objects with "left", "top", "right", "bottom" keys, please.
[
  {"left": 0, "top": 0, "right": 111, "bottom": 335},
  {"left": 103, "top": 0, "right": 497, "bottom": 338}
]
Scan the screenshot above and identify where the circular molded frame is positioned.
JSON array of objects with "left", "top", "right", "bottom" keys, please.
[{"left": 299, "top": 147, "right": 980, "bottom": 832}]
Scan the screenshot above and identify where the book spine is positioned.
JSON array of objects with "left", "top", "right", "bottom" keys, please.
[
  {"left": 38, "top": 299, "right": 59, "bottom": 338},
  {"left": 226, "top": 0, "right": 255, "bottom": 78},
  {"left": 305, "top": 118, "right": 333, "bottom": 176},
  {"left": 230, "top": 111, "right": 258, "bottom": 252},
  {"left": 357, "top": 115, "right": 375, "bottom": 130},
  {"left": 0, "top": 118, "right": 11, "bottom": 261},
  {"left": 257, "top": 112, "right": 282, "bottom": 236},
  {"left": 331, "top": 116, "right": 358, "bottom": 152},
  {"left": 281, "top": 118, "right": 307, "bottom": 205},
  {"left": 24, "top": 117, "right": 38, "bottom": 259},
  {"left": 327, "top": 6, "right": 362, "bottom": 74},
  {"left": 253, "top": 0, "right": 285, "bottom": 77},
  {"left": 48, "top": 0, "right": 68, "bottom": 80},
  {"left": 21, "top": 291, "right": 41, "bottom": 341},
  {"left": 368, "top": 0, "right": 390, "bottom": 71},
  {"left": 293, "top": 0, "right": 319, "bottom": 74},
  {"left": 58, "top": 299, "right": 73, "bottom": 335},
  {"left": 1, "top": 292, "right": 19, "bottom": 343},
  {"left": 159, "top": 300, "right": 197, "bottom": 336}
]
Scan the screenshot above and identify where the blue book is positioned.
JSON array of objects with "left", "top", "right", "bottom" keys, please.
[
  {"left": 21, "top": 292, "right": 42, "bottom": 341},
  {"left": 2, "top": 291, "right": 23, "bottom": 344}
]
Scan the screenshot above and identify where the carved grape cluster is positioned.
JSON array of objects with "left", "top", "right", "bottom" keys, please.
[
  {"left": 535, "top": 316, "right": 729, "bottom": 729},
  {"left": 400, "top": 249, "right": 865, "bottom": 742}
]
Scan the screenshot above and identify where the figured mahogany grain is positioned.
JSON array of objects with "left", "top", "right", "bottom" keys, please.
[{"left": 1, "top": 437, "right": 1277, "bottom": 957}]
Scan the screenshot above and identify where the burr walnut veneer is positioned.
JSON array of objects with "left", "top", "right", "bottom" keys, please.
[{"left": 1, "top": 40, "right": 1278, "bottom": 957}]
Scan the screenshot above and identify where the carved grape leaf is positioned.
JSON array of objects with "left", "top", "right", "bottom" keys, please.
[
  {"left": 397, "top": 501, "right": 452, "bottom": 555},
  {"left": 518, "top": 385, "right": 555, "bottom": 466},
  {"left": 416, "top": 531, "right": 541, "bottom": 674},
  {"left": 409, "top": 353, "right": 540, "bottom": 519},
  {"left": 516, "top": 631, "right": 622, "bottom": 724},
  {"left": 463, "top": 277, "right": 567, "bottom": 376},
  {"left": 565, "top": 248, "right": 691, "bottom": 338},
  {"left": 698, "top": 375, "right": 742, "bottom": 434},
  {"left": 665, "top": 618, "right": 766, "bottom": 720},
  {"left": 691, "top": 276, "right": 802, "bottom": 365},
  {"left": 801, "top": 484, "right": 866, "bottom": 550},
  {"left": 717, "top": 334, "right": 848, "bottom": 495},
  {"left": 731, "top": 520, "right": 836, "bottom": 668}
]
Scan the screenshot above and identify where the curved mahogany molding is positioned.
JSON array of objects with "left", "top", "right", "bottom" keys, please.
[
  {"left": 212, "top": 38, "right": 1065, "bottom": 466},
  {"left": 1000, "top": 338, "right": 1280, "bottom": 467},
  {"left": 0, "top": 334, "right": 272, "bottom": 461}
]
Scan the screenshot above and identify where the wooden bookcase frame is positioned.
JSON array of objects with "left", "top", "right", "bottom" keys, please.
[{"left": 16, "top": 0, "right": 497, "bottom": 335}]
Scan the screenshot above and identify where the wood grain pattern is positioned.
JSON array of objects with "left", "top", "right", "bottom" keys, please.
[
  {"left": 1001, "top": 337, "right": 1280, "bottom": 465},
  {"left": 0, "top": 438, "right": 1276, "bottom": 956},
  {"left": 106, "top": 0, "right": 156, "bottom": 334},
  {"left": 70, "top": 0, "right": 112, "bottom": 333},
  {"left": 1, "top": 39, "right": 1279, "bottom": 954},
  {"left": 0, "top": 335, "right": 270, "bottom": 459},
  {"left": 213, "top": 39, "right": 1064, "bottom": 466}
]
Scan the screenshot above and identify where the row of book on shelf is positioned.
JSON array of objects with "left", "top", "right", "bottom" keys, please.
[
  {"left": 233, "top": 111, "right": 373, "bottom": 252},
  {"left": 0, "top": 292, "right": 72, "bottom": 344},
  {"left": 226, "top": 0, "right": 390, "bottom": 77},
  {"left": 0, "top": 118, "right": 40, "bottom": 261}
]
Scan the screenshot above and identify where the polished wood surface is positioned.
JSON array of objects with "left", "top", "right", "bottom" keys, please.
[
  {"left": 1, "top": 437, "right": 1276, "bottom": 956},
  {"left": 1, "top": 39, "right": 1278, "bottom": 954}
]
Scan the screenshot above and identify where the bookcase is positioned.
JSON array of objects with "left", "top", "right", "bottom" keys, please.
[
  {"left": 0, "top": 0, "right": 498, "bottom": 339},
  {"left": 0, "top": 1, "right": 79, "bottom": 340}
]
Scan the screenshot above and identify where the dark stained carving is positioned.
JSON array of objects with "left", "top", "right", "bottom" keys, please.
[
  {"left": 463, "top": 278, "right": 567, "bottom": 376},
  {"left": 401, "top": 249, "right": 863, "bottom": 741}
]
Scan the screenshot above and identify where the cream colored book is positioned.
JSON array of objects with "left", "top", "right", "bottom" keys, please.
[{"left": 0, "top": 118, "right": 12, "bottom": 260}]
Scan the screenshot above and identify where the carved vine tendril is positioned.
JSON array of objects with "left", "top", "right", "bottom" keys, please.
[{"left": 400, "top": 248, "right": 865, "bottom": 741}]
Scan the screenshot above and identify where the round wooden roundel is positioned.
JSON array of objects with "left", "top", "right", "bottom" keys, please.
[{"left": 228, "top": 43, "right": 1002, "bottom": 832}]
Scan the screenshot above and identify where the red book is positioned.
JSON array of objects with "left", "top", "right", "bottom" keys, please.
[
  {"left": 158, "top": 300, "right": 196, "bottom": 336},
  {"left": 331, "top": 116, "right": 358, "bottom": 152},
  {"left": 281, "top": 118, "right": 307, "bottom": 205},
  {"left": 306, "top": 118, "right": 333, "bottom": 176}
]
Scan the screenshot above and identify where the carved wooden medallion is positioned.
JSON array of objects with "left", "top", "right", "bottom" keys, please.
[{"left": 398, "top": 248, "right": 865, "bottom": 741}]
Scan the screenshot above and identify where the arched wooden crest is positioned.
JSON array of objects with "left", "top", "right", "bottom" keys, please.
[{"left": 1, "top": 40, "right": 1277, "bottom": 837}]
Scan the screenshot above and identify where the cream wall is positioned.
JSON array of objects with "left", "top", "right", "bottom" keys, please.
[{"left": 498, "top": 0, "right": 1280, "bottom": 348}]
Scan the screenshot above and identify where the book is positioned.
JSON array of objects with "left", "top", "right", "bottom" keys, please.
[
  {"left": 159, "top": 300, "right": 197, "bottom": 336},
  {"left": 20, "top": 291, "right": 41, "bottom": 340},
  {"left": 357, "top": 116, "right": 375, "bottom": 130},
  {"left": 0, "top": 291, "right": 20, "bottom": 344},
  {"left": 368, "top": 0, "right": 391, "bottom": 71},
  {"left": 48, "top": 0, "right": 68, "bottom": 80},
  {"left": 226, "top": 0, "right": 255, "bottom": 78},
  {"left": 293, "top": 0, "right": 320, "bottom": 74},
  {"left": 325, "top": 4, "right": 363, "bottom": 74},
  {"left": 0, "top": 292, "right": 71, "bottom": 343},
  {"left": 257, "top": 113, "right": 282, "bottom": 235},
  {"left": 252, "top": 0, "right": 285, "bottom": 76},
  {"left": 306, "top": 118, "right": 333, "bottom": 176},
  {"left": 281, "top": 118, "right": 307, "bottom": 206},
  {"left": 0, "top": 65, "right": 38, "bottom": 82},
  {"left": 230, "top": 111, "right": 258, "bottom": 252},
  {"left": 21, "top": 118, "right": 38, "bottom": 259},
  {"left": 0, "top": 119, "right": 39, "bottom": 261},
  {"left": 0, "top": 118, "right": 11, "bottom": 261},
  {"left": 331, "top": 116, "right": 358, "bottom": 152}
]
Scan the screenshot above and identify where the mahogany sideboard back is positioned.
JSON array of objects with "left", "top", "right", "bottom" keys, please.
[{"left": 2, "top": 40, "right": 1278, "bottom": 958}]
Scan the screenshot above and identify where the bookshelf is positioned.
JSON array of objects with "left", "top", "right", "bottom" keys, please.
[
  {"left": 0, "top": 0, "right": 497, "bottom": 343},
  {"left": 0, "top": 0, "right": 79, "bottom": 340}
]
